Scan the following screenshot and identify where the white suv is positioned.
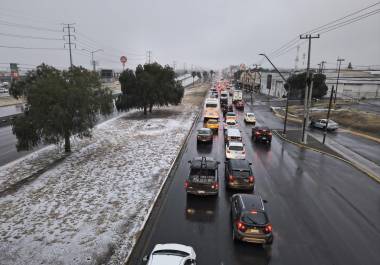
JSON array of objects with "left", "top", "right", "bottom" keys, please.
[
  {"left": 143, "top": 243, "right": 196, "bottom": 265},
  {"left": 226, "top": 141, "right": 246, "bottom": 160}
]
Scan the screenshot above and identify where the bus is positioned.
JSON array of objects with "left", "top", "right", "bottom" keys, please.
[{"left": 204, "top": 98, "right": 219, "bottom": 122}]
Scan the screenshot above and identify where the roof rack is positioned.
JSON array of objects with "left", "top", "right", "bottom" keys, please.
[{"left": 200, "top": 156, "right": 207, "bottom": 169}]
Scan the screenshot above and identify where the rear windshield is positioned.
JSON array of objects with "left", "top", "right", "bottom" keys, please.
[
  {"left": 229, "top": 145, "right": 243, "bottom": 151},
  {"left": 206, "top": 103, "right": 217, "bottom": 108},
  {"left": 227, "top": 121, "right": 236, "bottom": 125},
  {"left": 232, "top": 170, "right": 250, "bottom": 178},
  {"left": 226, "top": 113, "right": 236, "bottom": 117},
  {"left": 241, "top": 212, "right": 268, "bottom": 225},
  {"left": 208, "top": 120, "right": 218, "bottom": 124},
  {"left": 153, "top": 250, "right": 188, "bottom": 257},
  {"left": 198, "top": 129, "right": 210, "bottom": 135},
  {"left": 190, "top": 168, "right": 216, "bottom": 183},
  {"left": 247, "top": 114, "right": 255, "bottom": 117}
]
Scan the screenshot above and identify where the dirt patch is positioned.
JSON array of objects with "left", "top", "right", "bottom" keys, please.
[{"left": 0, "top": 96, "right": 24, "bottom": 107}]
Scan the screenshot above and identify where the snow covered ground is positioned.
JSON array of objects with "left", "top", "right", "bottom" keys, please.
[{"left": 0, "top": 85, "right": 207, "bottom": 265}]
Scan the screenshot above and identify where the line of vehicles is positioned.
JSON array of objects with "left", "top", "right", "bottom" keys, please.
[{"left": 143, "top": 80, "right": 274, "bottom": 265}]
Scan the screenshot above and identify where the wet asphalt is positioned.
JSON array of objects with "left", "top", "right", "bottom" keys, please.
[{"left": 128, "top": 95, "right": 380, "bottom": 265}]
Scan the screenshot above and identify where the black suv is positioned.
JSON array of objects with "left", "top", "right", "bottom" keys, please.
[
  {"left": 185, "top": 157, "right": 220, "bottom": 196},
  {"left": 252, "top": 126, "right": 272, "bottom": 144},
  {"left": 231, "top": 194, "right": 273, "bottom": 245},
  {"left": 225, "top": 159, "right": 254, "bottom": 191}
]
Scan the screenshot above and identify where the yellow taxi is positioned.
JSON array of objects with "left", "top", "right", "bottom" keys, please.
[{"left": 206, "top": 119, "right": 219, "bottom": 133}]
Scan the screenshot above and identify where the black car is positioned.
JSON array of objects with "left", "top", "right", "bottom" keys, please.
[
  {"left": 197, "top": 128, "right": 213, "bottom": 144},
  {"left": 252, "top": 126, "right": 272, "bottom": 144},
  {"left": 231, "top": 194, "right": 273, "bottom": 245},
  {"left": 225, "top": 159, "right": 254, "bottom": 191},
  {"left": 185, "top": 157, "right": 220, "bottom": 196}
]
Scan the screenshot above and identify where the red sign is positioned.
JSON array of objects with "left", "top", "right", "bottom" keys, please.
[{"left": 120, "top": 56, "right": 127, "bottom": 64}]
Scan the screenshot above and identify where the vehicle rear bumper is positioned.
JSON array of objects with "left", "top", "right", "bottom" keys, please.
[
  {"left": 227, "top": 181, "right": 254, "bottom": 190},
  {"left": 186, "top": 188, "right": 218, "bottom": 196},
  {"left": 236, "top": 230, "right": 273, "bottom": 244}
]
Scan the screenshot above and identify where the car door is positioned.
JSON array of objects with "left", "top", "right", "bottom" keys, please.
[{"left": 231, "top": 196, "right": 239, "bottom": 219}]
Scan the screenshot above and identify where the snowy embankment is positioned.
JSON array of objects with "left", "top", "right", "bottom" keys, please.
[{"left": 0, "top": 85, "right": 207, "bottom": 265}]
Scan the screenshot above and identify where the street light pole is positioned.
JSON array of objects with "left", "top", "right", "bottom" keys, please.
[
  {"left": 323, "top": 85, "right": 335, "bottom": 144},
  {"left": 334, "top": 57, "right": 345, "bottom": 103},
  {"left": 82, "top": 48, "right": 103, "bottom": 71},
  {"left": 259, "top": 53, "right": 291, "bottom": 135}
]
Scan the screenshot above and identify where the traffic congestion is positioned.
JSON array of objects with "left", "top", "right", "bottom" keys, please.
[{"left": 144, "top": 80, "right": 274, "bottom": 264}]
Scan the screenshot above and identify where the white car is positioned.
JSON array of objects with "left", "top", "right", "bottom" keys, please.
[
  {"left": 310, "top": 119, "right": 339, "bottom": 131},
  {"left": 224, "top": 120, "right": 238, "bottom": 132},
  {"left": 226, "top": 141, "right": 246, "bottom": 160},
  {"left": 244, "top": 112, "right": 256, "bottom": 124},
  {"left": 143, "top": 243, "right": 197, "bottom": 265}
]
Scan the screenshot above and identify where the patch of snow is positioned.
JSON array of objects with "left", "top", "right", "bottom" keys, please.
[{"left": 0, "top": 103, "right": 198, "bottom": 265}]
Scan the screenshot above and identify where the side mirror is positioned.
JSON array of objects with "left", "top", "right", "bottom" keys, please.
[
  {"left": 249, "top": 162, "right": 252, "bottom": 165},
  {"left": 263, "top": 199, "right": 268, "bottom": 203},
  {"left": 143, "top": 255, "right": 149, "bottom": 262},
  {"left": 188, "top": 160, "right": 191, "bottom": 163}
]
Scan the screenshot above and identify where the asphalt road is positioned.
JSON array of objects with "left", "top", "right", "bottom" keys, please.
[{"left": 128, "top": 94, "right": 380, "bottom": 265}]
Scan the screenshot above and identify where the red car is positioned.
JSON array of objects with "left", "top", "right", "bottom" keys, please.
[{"left": 235, "top": 100, "right": 244, "bottom": 110}]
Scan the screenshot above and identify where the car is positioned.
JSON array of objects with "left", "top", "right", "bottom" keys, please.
[
  {"left": 310, "top": 119, "right": 339, "bottom": 131},
  {"left": 223, "top": 120, "right": 238, "bottom": 132},
  {"left": 225, "top": 159, "right": 254, "bottom": 190},
  {"left": 211, "top": 91, "right": 218, "bottom": 98},
  {"left": 252, "top": 127, "right": 272, "bottom": 144},
  {"left": 228, "top": 105, "right": 233, "bottom": 112},
  {"left": 197, "top": 128, "right": 213, "bottom": 144},
  {"left": 205, "top": 119, "right": 219, "bottom": 133},
  {"left": 225, "top": 112, "right": 237, "bottom": 123},
  {"left": 143, "top": 243, "right": 197, "bottom": 265},
  {"left": 231, "top": 194, "right": 273, "bottom": 245},
  {"left": 225, "top": 141, "right": 246, "bottom": 160},
  {"left": 235, "top": 100, "right": 244, "bottom": 110},
  {"left": 244, "top": 112, "right": 256, "bottom": 124},
  {"left": 224, "top": 128, "right": 242, "bottom": 143},
  {"left": 185, "top": 157, "right": 220, "bottom": 196},
  {"left": 220, "top": 92, "right": 228, "bottom": 104}
]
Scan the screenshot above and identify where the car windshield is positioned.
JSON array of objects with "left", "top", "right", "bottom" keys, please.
[
  {"left": 198, "top": 129, "right": 210, "bottom": 135},
  {"left": 232, "top": 170, "right": 250, "bottom": 178},
  {"left": 152, "top": 249, "right": 188, "bottom": 257},
  {"left": 247, "top": 114, "right": 254, "bottom": 117},
  {"left": 241, "top": 211, "right": 268, "bottom": 225},
  {"left": 208, "top": 120, "right": 218, "bottom": 124},
  {"left": 229, "top": 145, "right": 243, "bottom": 151},
  {"left": 206, "top": 103, "right": 217, "bottom": 108}
]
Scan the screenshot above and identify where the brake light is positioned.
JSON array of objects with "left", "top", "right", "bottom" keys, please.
[
  {"left": 211, "top": 182, "right": 219, "bottom": 189},
  {"left": 242, "top": 150, "right": 245, "bottom": 154},
  {"left": 236, "top": 221, "right": 247, "bottom": 232},
  {"left": 255, "top": 132, "right": 260, "bottom": 135},
  {"left": 229, "top": 175, "right": 235, "bottom": 182},
  {"left": 184, "top": 180, "right": 189, "bottom": 188},
  {"left": 250, "top": 210, "right": 257, "bottom": 214},
  {"left": 248, "top": 176, "right": 254, "bottom": 183},
  {"left": 268, "top": 132, "right": 272, "bottom": 136},
  {"left": 264, "top": 224, "right": 273, "bottom": 234}
]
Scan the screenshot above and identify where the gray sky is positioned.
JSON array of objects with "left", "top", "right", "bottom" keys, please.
[{"left": 0, "top": 0, "right": 379, "bottom": 72}]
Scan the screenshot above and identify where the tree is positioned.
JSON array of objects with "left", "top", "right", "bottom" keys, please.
[
  {"left": 116, "top": 63, "right": 184, "bottom": 115},
  {"left": 209, "top": 70, "right": 215, "bottom": 80},
  {"left": 191, "top": 71, "right": 196, "bottom": 86},
  {"left": 286, "top": 72, "right": 328, "bottom": 100},
  {"left": 202, "top": 71, "right": 209, "bottom": 81},
  {"left": 347, "top": 62, "right": 353, "bottom": 70},
  {"left": 9, "top": 64, "right": 113, "bottom": 153}
]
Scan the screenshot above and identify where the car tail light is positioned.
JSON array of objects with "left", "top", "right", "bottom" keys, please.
[
  {"left": 268, "top": 132, "right": 272, "bottom": 136},
  {"left": 264, "top": 224, "right": 273, "bottom": 234},
  {"left": 248, "top": 176, "right": 254, "bottom": 183},
  {"left": 242, "top": 150, "right": 245, "bottom": 154},
  {"left": 236, "top": 221, "right": 247, "bottom": 232},
  {"left": 229, "top": 175, "right": 235, "bottom": 182},
  {"left": 255, "top": 132, "right": 260, "bottom": 135},
  {"left": 227, "top": 149, "right": 230, "bottom": 153},
  {"left": 211, "top": 182, "right": 219, "bottom": 189},
  {"left": 184, "top": 180, "right": 189, "bottom": 188}
]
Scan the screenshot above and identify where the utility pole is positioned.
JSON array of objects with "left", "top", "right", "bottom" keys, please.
[
  {"left": 147, "top": 51, "right": 152, "bottom": 64},
  {"left": 334, "top": 57, "right": 345, "bottom": 103},
  {"left": 323, "top": 85, "right": 334, "bottom": 144},
  {"left": 300, "top": 33, "right": 320, "bottom": 144},
  {"left": 320, "top": 60, "right": 326, "bottom": 74},
  {"left": 63, "top": 23, "right": 76, "bottom": 68},
  {"left": 82, "top": 48, "right": 103, "bottom": 71}
]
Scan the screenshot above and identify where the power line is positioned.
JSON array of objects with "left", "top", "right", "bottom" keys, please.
[
  {"left": 0, "top": 19, "right": 60, "bottom": 32},
  {"left": 0, "top": 32, "right": 62, "bottom": 41},
  {"left": 0, "top": 44, "right": 65, "bottom": 50}
]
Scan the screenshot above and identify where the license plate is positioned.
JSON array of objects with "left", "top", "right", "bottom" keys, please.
[
  {"left": 248, "top": 229, "right": 259, "bottom": 233},
  {"left": 198, "top": 190, "right": 205, "bottom": 194},
  {"left": 262, "top": 137, "right": 266, "bottom": 140}
]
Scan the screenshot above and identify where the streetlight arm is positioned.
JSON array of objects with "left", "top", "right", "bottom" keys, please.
[{"left": 259, "top": 53, "right": 287, "bottom": 83}]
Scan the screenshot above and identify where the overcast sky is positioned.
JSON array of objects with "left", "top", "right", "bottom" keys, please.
[{"left": 0, "top": 0, "right": 379, "bottom": 72}]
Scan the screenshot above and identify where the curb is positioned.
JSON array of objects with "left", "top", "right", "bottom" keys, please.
[
  {"left": 123, "top": 84, "right": 207, "bottom": 264},
  {"left": 273, "top": 131, "right": 380, "bottom": 184}
]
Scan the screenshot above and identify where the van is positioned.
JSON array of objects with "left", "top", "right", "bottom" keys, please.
[{"left": 224, "top": 128, "right": 242, "bottom": 143}]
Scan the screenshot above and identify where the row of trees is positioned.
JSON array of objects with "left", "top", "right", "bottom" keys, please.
[
  {"left": 116, "top": 63, "right": 184, "bottom": 115},
  {"left": 286, "top": 72, "right": 328, "bottom": 99}
]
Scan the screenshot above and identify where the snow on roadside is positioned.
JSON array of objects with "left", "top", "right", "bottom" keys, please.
[{"left": 0, "top": 91, "right": 201, "bottom": 264}]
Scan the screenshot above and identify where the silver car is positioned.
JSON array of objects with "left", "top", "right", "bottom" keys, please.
[{"left": 310, "top": 119, "right": 339, "bottom": 131}]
